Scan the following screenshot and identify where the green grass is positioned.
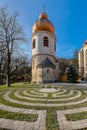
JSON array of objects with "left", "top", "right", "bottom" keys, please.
[
  {"left": 1, "top": 89, "right": 87, "bottom": 110},
  {"left": 0, "top": 109, "right": 37, "bottom": 122},
  {"left": 54, "top": 90, "right": 78, "bottom": 99},
  {"left": 21, "top": 88, "right": 79, "bottom": 99},
  {"left": 8, "top": 89, "right": 86, "bottom": 104},
  {"left": 46, "top": 108, "right": 58, "bottom": 130},
  {"left": 20, "top": 89, "right": 46, "bottom": 99},
  {"left": 56, "top": 89, "right": 71, "bottom": 95},
  {"left": 66, "top": 111, "right": 87, "bottom": 121}
]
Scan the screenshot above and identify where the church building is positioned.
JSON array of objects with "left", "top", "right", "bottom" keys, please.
[
  {"left": 79, "top": 40, "right": 87, "bottom": 80},
  {"left": 31, "top": 11, "right": 59, "bottom": 83}
]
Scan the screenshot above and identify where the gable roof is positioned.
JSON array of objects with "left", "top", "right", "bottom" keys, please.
[{"left": 36, "top": 57, "right": 55, "bottom": 69}]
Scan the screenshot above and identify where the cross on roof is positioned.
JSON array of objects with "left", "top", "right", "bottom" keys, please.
[{"left": 42, "top": 4, "right": 45, "bottom": 12}]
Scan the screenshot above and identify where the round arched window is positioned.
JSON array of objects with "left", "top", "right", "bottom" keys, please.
[
  {"left": 43, "top": 36, "right": 49, "bottom": 47},
  {"left": 32, "top": 39, "right": 36, "bottom": 49}
]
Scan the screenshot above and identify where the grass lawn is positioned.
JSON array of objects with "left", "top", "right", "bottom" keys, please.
[
  {"left": 0, "top": 110, "right": 37, "bottom": 122},
  {"left": 66, "top": 111, "right": 87, "bottom": 121}
]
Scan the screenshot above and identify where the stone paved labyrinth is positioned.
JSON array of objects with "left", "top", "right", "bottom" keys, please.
[{"left": 0, "top": 83, "right": 87, "bottom": 130}]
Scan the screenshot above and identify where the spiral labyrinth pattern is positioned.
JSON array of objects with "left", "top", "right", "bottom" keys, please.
[{"left": 0, "top": 84, "right": 87, "bottom": 130}]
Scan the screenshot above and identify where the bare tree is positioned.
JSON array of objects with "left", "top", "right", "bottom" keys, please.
[
  {"left": 0, "top": 7, "right": 26, "bottom": 86},
  {"left": 10, "top": 56, "right": 31, "bottom": 82},
  {"left": 0, "top": 43, "right": 6, "bottom": 84}
]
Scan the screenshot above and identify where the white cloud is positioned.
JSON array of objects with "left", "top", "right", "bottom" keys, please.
[{"left": 62, "top": 49, "right": 73, "bottom": 54}]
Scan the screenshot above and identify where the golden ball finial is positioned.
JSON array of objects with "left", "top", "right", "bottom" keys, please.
[{"left": 39, "top": 12, "right": 48, "bottom": 19}]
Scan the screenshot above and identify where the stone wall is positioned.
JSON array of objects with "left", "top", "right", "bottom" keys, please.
[
  {"left": 31, "top": 30, "right": 59, "bottom": 83},
  {"left": 32, "top": 54, "right": 57, "bottom": 83},
  {"left": 79, "top": 45, "right": 87, "bottom": 80}
]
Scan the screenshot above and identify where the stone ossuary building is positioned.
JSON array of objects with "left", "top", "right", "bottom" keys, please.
[
  {"left": 79, "top": 40, "right": 87, "bottom": 80},
  {"left": 31, "top": 12, "right": 59, "bottom": 83}
]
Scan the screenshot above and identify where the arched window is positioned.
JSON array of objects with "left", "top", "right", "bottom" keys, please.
[
  {"left": 32, "top": 39, "right": 35, "bottom": 49},
  {"left": 54, "top": 44, "right": 56, "bottom": 51},
  {"left": 43, "top": 36, "right": 49, "bottom": 47},
  {"left": 82, "top": 49, "right": 84, "bottom": 67},
  {"left": 47, "top": 69, "right": 49, "bottom": 73}
]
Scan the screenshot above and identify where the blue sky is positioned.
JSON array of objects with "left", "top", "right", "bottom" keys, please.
[{"left": 0, "top": 0, "right": 87, "bottom": 58}]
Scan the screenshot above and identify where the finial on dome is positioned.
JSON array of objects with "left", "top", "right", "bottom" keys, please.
[
  {"left": 32, "top": 5, "right": 55, "bottom": 34},
  {"left": 42, "top": 4, "right": 45, "bottom": 12},
  {"left": 39, "top": 8, "right": 48, "bottom": 19},
  {"left": 39, "top": 3, "right": 48, "bottom": 19}
]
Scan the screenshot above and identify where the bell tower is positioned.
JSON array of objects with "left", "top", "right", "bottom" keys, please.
[{"left": 32, "top": 12, "right": 59, "bottom": 83}]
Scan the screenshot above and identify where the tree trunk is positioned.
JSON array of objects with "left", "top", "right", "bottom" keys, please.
[
  {"left": 0, "top": 74, "right": 3, "bottom": 85},
  {"left": 0, "top": 65, "right": 3, "bottom": 85},
  {"left": 0, "top": 75, "right": 3, "bottom": 85},
  {"left": 6, "top": 73, "right": 10, "bottom": 86},
  {"left": 6, "top": 53, "right": 11, "bottom": 87}
]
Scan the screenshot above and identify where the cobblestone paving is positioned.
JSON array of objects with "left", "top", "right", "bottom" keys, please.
[
  {"left": 13, "top": 90, "right": 81, "bottom": 101},
  {"left": 0, "top": 83, "right": 87, "bottom": 130},
  {"left": 57, "top": 107, "right": 87, "bottom": 130},
  {"left": 0, "top": 103, "right": 46, "bottom": 130},
  {"left": 23, "top": 89, "right": 48, "bottom": 97},
  {"left": 4, "top": 91, "right": 87, "bottom": 107}
]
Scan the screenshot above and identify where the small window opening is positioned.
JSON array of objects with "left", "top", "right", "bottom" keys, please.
[
  {"left": 47, "top": 69, "right": 49, "bottom": 73},
  {"left": 43, "top": 37, "right": 49, "bottom": 47},
  {"left": 33, "top": 39, "right": 35, "bottom": 49}
]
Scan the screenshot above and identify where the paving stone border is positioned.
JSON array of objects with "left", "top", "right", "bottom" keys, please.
[
  {"left": 4, "top": 91, "right": 87, "bottom": 107},
  {"left": 39, "top": 88, "right": 57, "bottom": 93},
  {"left": 52, "top": 90, "right": 74, "bottom": 97},
  {"left": 57, "top": 107, "right": 87, "bottom": 130},
  {"left": 31, "top": 90, "right": 47, "bottom": 95},
  {"left": 15, "top": 90, "right": 82, "bottom": 101},
  {"left": 28, "top": 90, "right": 48, "bottom": 97},
  {"left": 0, "top": 103, "right": 46, "bottom": 130},
  {"left": 55, "top": 89, "right": 67, "bottom": 95},
  {"left": 23, "top": 90, "right": 48, "bottom": 97}
]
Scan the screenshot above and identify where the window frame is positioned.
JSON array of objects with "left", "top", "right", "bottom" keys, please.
[
  {"left": 47, "top": 69, "right": 49, "bottom": 73},
  {"left": 32, "top": 39, "right": 36, "bottom": 49},
  {"left": 43, "top": 36, "right": 49, "bottom": 47}
]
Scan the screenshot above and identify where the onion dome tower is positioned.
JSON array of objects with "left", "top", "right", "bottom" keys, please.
[
  {"left": 32, "top": 12, "right": 54, "bottom": 34},
  {"left": 32, "top": 11, "right": 59, "bottom": 83}
]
